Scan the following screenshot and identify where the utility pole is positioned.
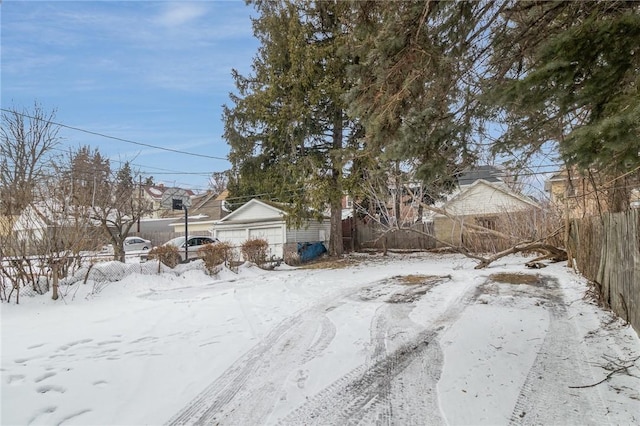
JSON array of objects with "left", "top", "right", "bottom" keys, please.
[
  {"left": 137, "top": 175, "right": 142, "bottom": 232},
  {"left": 184, "top": 205, "right": 188, "bottom": 262}
]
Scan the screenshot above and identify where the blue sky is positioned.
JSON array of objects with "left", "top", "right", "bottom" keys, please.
[{"left": 1, "top": 0, "right": 259, "bottom": 192}]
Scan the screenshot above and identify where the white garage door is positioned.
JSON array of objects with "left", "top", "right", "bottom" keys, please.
[
  {"left": 215, "top": 225, "right": 285, "bottom": 260},
  {"left": 215, "top": 228, "right": 247, "bottom": 249},
  {"left": 248, "top": 226, "right": 284, "bottom": 259}
]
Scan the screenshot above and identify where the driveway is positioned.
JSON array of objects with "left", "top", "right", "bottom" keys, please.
[{"left": 2, "top": 254, "right": 639, "bottom": 425}]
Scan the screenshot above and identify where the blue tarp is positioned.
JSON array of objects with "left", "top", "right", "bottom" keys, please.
[{"left": 298, "top": 242, "right": 327, "bottom": 263}]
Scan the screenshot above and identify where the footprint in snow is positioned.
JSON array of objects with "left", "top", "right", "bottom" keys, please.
[
  {"left": 27, "top": 406, "right": 57, "bottom": 425},
  {"left": 34, "top": 372, "right": 57, "bottom": 383},
  {"left": 7, "top": 374, "right": 26, "bottom": 385},
  {"left": 296, "top": 369, "right": 309, "bottom": 389},
  {"left": 97, "top": 339, "right": 122, "bottom": 346},
  {"left": 57, "top": 338, "right": 93, "bottom": 351},
  {"left": 27, "top": 343, "right": 47, "bottom": 350},
  {"left": 36, "top": 384, "right": 66, "bottom": 394}
]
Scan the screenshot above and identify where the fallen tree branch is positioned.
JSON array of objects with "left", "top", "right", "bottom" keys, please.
[
  {"left": 358, "top": 203, "right": 567, "bottom": 270},
  {"left": 355, "top": 180, "right": 567, "bottom": 270},
  {"left": 474, "top": 239, "right": 567, "bottom": 270},
  {"left": 568, "top": 355, "right": 640, "bottom": 389},
  {"left": 408, "top": 188, "right": 568, "bottom": 269}
]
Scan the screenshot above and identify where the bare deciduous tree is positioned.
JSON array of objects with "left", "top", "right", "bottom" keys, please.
[
  {"left": 1, "top": 103, "right": 60, "bottom": 215},
  {"left": 208, "top": 171, "right": 229, "bottom": 196},
  {"left": 1, "top": 103, "right": 63, "bottom": 302},
  {"left": 89, "top": 161, "right": 153, "bottom": 262}
]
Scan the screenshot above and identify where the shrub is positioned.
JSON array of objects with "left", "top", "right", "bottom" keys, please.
[
  {"left": 241, "top": 238, "right": 269, "bottom": 266},
  {"left": 147, "top": 245, "right": 181, "bottom": 268},
  {"left": 284, "top": 250, "right": 301, "bottom": 266},
  {"left": 199, "top": 242, "right": 235, "bottom": 275}
]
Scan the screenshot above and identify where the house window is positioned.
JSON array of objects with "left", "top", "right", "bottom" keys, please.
[
  {"left": 345, "top": 197, "right": 353, "bottom": 209},
  {"left": 475, "top": 216, "right": 497, "bottom": 231}
]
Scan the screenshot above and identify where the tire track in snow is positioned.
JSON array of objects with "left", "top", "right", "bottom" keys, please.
[
  {"left": 166, "top": 275, "right": 463, "bottom": 426},
  {"left": 164, "top": 290, "right": 349, "bottom": 426},
  {"left": 279, "top": 277, "right": 468, "bottom": 425},
  {"left": 277, "top": 329, "right": 443, "bottom": 426},
  {"left": 508, "top": 277, "right": 609, "bottom": 425}
]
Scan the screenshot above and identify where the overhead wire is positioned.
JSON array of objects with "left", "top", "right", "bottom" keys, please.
[
  {"left": 2, "top": 107, "right": 596, "bottom": 200},
  {"left": 1, "top": 108, "right": 229, "bottom": 190},
  {"left": 0, "top": 107, "right": 229, "bottom": 161}
]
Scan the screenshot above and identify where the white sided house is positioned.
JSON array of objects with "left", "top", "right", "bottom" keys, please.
[
  {"left": 433, "top": 179, "right": 540, "bottom": 246},
  {"left": 211, "top": 199, "right": 330, "bottom": 261}
]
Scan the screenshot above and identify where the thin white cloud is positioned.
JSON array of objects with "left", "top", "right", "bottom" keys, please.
[{"left": 154, "top": 2, "right": 208, "bottom": 27}]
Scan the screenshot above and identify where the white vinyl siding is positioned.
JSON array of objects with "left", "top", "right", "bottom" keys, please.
[
  {"left": 221, "top": 202, "right": 284, "bottom": 223},
  {"left": 446, "top": 182, "right": 536, "bottom": 216},
  {"left": 286, "top": 220, "right": 331, "bottom": 244}
]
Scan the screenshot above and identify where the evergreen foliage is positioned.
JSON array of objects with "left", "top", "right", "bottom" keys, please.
[
  {"left": 224, "top": 0, "right": 358, "bottom": 255},
  {"left": 487, "top": 0, "right": 640, "bottom": 210},
  {"left": 225, "top": 0, "right": 640, "bottom": 227},
  {"left": 64, "top": 148, "right": 152, "bottom": 262},
  {"left": 345, "top": 1, "right": 504, "bottom": 197},
  {"left": 64, "top": 146, "right": 110, "bottom": 207}
]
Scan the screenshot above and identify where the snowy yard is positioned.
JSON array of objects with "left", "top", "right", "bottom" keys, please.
[{"left": 2, "top": 253, "right": 639, "bottom": 425}]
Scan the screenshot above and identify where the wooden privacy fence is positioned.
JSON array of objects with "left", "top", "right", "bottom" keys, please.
[
  {"left": 569, "top": 210, "right": 640, "bottom": 334},
  {"left": 355, "top": 221, "right": 436, "bottom": 251}
]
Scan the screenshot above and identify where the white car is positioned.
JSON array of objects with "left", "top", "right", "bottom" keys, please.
[
  {"left": 163, "top": 236, "right": 219, "bottom": 262},
  {"left": 123, "top": 237, "right": 152, "bottom": 252}
]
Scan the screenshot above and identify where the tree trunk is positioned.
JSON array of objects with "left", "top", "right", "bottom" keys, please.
[
  {"left": 394, "top": 163, "right": 401, "bottom": 226},
  {"left": 351, "top": 205, "right": 357, "bottom": 252},
  {"left": 328, "top": 109, "right": 344, "bottom": 256},
  {"left": 329, "top": 198, "right": 343, "bottom": 256}
]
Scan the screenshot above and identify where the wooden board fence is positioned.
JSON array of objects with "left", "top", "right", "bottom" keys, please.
[
  {"left": 356, "top": 221, "right": 436, "bottom": 251},
  {"left": 570, "top": 210, "right": 640, "bottom": 334}
]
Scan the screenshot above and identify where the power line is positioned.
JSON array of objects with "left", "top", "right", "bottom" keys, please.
[{"left": 0, "top": 108, "right": 229, "bottom": 161}]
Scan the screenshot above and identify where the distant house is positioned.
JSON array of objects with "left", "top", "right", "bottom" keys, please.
[
  {"left": 545, "top": 170, "right": 599, "bottom": 218},
  {"left": 190, "top": 189, "right": 230, "bottom": 221},
  {"left": 141, "top": 184, "right": 195, "bottom": 219},
  {"left": 12, "top": 205, "right": 49, "bottom": 243},
  {"left": 210, "top": 198, "right": 330, "bottom": 260},
  {"left": 167, "top": 190, "right": 230, "bottom": 236},
  {"left": 545, "top": 168, "right": 640, "bottom": 217},
  {"left": 432, "top": 167, "right": 540, "bottom": 247},
  {"left": 11, "top": 203, "right": 106, "bottom": 253}
]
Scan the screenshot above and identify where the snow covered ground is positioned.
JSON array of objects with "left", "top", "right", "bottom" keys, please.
[{"left": 1, "top": 253, "right": 639, "bottom": 425}]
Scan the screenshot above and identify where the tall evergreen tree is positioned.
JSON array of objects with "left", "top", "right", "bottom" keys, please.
[
  {"left": 486, "top": 0, "right": 640, "bottom": 211},
  {"left": 346, "top": 1, "right": 505, "bottom": 198},
  {"left": 65, "top": 146, "right": 110, "bottom": 207},
  {"left": 224, "top": 0, "right": 359, "bottom": 256}
]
